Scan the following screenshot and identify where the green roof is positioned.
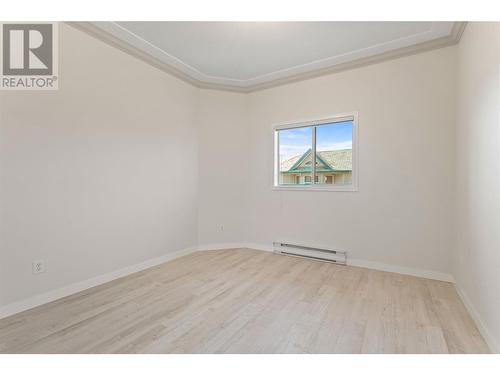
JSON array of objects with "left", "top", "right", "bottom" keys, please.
[{"left": 281, "top": 149, "right": 352, "bottom": 173}]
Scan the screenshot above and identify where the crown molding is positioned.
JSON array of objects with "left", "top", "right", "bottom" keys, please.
[
  {"left": 68, "top": 22, "right": 466, "bottom": 93},
  {"left": 247, "top": 22, "right": 467, "bottom": 92}
]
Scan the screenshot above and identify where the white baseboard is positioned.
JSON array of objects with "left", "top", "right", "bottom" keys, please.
[
  {"left": 0, "top": 246, "right": 198, "bottom": 319},
  {"left": 196, "top": 242, "right": 249, "bottom": 251},
  {"left": 243, "top": 243, "right": 274, "bottom": 252},
  {"left": 238, "top": 242, "right": 454, "bottom": 282},
  {"left": 0, "top": 241, "right": 456, "bottom": 320},
  {"left": 347, "top": 258, "right": 455, "bottom": 282},
  {"left": 454, "top": 283, "right": 499, "bottom": 354}
]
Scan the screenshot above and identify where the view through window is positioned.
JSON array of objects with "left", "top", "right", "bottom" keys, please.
[{"left": 276, "top": 116, "right": 355, "bottom": 189}]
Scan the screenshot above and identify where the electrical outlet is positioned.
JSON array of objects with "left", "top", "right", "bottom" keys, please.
[
  {"left": 32, "top": 260, "right": 45, "bottom": 274},
  {"left": 220, "top": 225, "right": 224, "bottom": 231}
]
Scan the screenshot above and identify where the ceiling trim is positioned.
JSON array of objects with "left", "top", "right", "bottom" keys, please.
[{"left": 68, "top": 22, "right": 466, "bottom": 93}]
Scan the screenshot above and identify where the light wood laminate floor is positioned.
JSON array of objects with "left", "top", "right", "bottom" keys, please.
[{"left": 0, "top": 249, "right": 489, "bottom": 353}]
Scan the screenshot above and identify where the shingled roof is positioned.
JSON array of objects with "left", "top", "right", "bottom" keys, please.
[{"left": 281, "top": 149, "right": 352, "bottom": 172}]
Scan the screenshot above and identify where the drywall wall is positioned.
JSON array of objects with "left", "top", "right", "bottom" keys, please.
[
  {"left": 454, "top": 22, "right": 500, "bottom": 352},
  {"left": 0, "top": 23, "right": 199, "bottom": 308},
  {"left": 240, "top": 46, "right": 457, "bottom": 276},
  {"left": 195, "top": 46, "right": 457, "bottom": 278},
  {"left": 196, "top": 89, "right": 250, "bottom": 247}
]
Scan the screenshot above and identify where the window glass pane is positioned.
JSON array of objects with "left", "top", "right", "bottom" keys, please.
[
  {"left": 315, "top": 121, "right": 353, "bottom": 185},
  {"left": 278, "top": 127, "right": 312, "bottom": 185}
]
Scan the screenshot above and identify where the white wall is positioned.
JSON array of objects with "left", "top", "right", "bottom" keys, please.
[
  {"left": 196, "top": 47, "right": 457, "bottom": 277},
  {"left": 239, "top": 46, "right": 457, "bottom": 276},
  {"left": 196, "top": 89, "right": 250, "bottom": 246},
  {"left": 0, "top": 23, "right": 199, "bottom": 307},
  {"left": 454, "top": 22, "right": 500, "bottom": 352}
]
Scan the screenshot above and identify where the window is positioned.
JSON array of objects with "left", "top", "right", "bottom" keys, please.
[{"left": 274, "top": 113, "right": 358, "bottom": 191}]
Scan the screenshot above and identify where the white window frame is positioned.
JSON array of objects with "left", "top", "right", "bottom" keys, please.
[{"left": 272, "top": 112, "right": 358, "bottom": 192}]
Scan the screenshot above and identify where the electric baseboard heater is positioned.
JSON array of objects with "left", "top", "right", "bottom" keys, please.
[{"left": 273, "top": 242, "right": 347, "bottom": 265}]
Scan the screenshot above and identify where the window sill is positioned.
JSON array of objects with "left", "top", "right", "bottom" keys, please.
[{"left": 272, "top": 185, "right": 358, "bottom": 192}]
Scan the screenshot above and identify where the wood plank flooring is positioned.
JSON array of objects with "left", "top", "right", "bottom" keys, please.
[{"left": 0, "top": 249, "right": 490, "bottom": 353}]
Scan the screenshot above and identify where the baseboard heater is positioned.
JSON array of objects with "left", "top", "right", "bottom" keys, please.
[{"left": 273, "top": 242, "right": 347, "bottom": 265}]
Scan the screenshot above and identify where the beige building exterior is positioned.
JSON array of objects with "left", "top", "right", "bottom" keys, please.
[{"left": 280, "top": 149, "right": 352, "bottom": 185}]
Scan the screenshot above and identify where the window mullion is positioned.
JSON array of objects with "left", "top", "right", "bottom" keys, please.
[
  {"left": 276, "top": 131, "right": 280, "bottom": 186},
  {"left": 312, "top": 125, "right": 316, "bottom": 185}
]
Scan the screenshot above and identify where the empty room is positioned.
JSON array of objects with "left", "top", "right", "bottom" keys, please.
[{"left": 1, "top": 2, "right": 500, "bottom": 370}]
